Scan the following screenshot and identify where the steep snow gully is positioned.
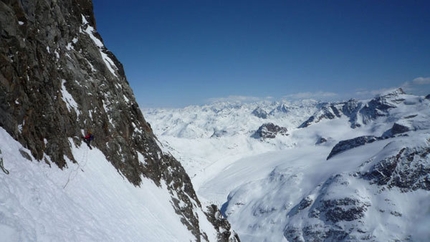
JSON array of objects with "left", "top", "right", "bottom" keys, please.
[{"left": 145, "top": 89, "right": 430, "bottom": 241}]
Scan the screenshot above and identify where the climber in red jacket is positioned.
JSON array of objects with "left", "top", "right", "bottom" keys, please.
[{"left": 82, "top": 131, "right": 94, "bottom": 149}]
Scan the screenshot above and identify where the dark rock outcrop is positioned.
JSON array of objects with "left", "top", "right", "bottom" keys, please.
[
  {"left": 361, "top": 146, "right": 430, "bottom": 191},
  {"left": 205, "top": 205, "right": 241, "bottom": 242},
  {"left": 391, "top": 122, "right": 411, "bottom": 135},
  {"left": 382, "top": 121, "right": 413, "bottom": 137},
  {"left": 0, "top": 1, "right": 238, "bottom": 241},
  {"left": 253, "top": 123, "right": 288, "bottom": 139},
  {"left": 327, "top": 135, "right": 380, "bottom": 160},
  {"left": 320, "top": 197, "right": 370, "bottom": 223}
]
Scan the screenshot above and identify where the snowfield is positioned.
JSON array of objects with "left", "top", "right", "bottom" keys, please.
[{"left": 144, "top": 89, "right": 430, "bottom": 241}]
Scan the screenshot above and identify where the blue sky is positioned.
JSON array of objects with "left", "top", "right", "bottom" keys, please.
[{"left": 92, "top": 0, "right": 430, "bottom": 108}]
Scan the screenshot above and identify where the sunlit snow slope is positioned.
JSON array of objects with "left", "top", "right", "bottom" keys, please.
[
  {"left": 144, "top": 89, "right": 430, "bottom": 241},
  {"left": 0, "top": 127, "right": 217, "bottom": 242}
]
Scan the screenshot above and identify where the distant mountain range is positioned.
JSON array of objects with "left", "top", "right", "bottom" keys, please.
[{"left": 144, "top": 88, "right": 430, "bottom": 241}]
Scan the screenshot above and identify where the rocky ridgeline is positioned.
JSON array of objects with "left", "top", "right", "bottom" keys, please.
[
  {"left": 0, "top": 1, "right": 238, "bottom": 241},
  {"left": 299, "top": 88, "right": 406, "bottom": 129},
  {"left": 298, "top": 103, "right": 344, "bottom": 128}
]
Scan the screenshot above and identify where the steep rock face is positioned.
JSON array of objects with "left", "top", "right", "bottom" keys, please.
[
  {"left": 0, "top": 0, "right": 96, "bottom": 168},
  {"left": 0, "top": 1, "right": 238, "bottom": 241}
]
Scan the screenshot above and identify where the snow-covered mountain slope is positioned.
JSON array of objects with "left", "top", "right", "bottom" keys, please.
[
  {"left": 0, "top": 127, "right": 203, "bottom": 241},
  {"left": 144, "top": 89, "right": 430, "bottom": 241}
]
